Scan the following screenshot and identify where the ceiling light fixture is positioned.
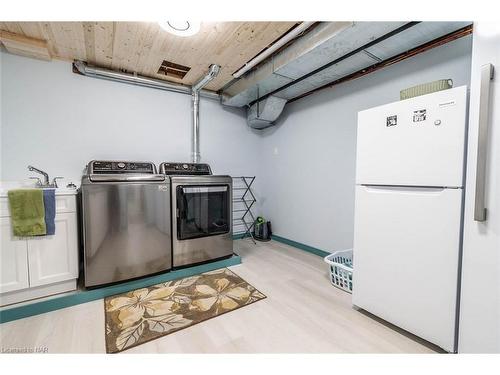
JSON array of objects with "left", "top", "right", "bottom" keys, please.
[{"left": 158, "top": 21, "right": 200, "bottom": 37}]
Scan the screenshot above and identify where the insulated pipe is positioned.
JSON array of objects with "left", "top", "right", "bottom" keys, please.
[
  {"left": 191, "top": 64, "right": 221, "bottom": 163},
  {"left": 232, "top": 22, "right": 315, "bottom": 78},
  {"left": 73, "top": 60, "right": 220, "bottom": 100}
]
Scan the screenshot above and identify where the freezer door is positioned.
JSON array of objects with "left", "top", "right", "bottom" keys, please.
[
  {"left": 356, "top": 86, "right": 467, "bottom": 187},
  {"left": 352, "top": 185, "right": 463, "bottom": 352}
]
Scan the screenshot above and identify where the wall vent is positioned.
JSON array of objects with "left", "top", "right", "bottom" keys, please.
[{"left": 157, "top": 60, "right": 191, "bottom": 79}]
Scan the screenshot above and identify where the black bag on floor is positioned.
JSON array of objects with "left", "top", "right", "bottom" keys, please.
[{"left": 254, "top": 217, "right": 272, "bottom": 242}]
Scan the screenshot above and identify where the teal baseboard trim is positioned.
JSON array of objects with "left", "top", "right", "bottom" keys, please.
[
  {"left": 272, "top": 235, "right": 330, "bottom": 258},
  {"left": 0, "top": 255, "right": 241, "bottom": 324}
]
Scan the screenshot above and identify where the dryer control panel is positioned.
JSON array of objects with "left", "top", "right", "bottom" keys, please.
[{"left": 159, "top": 162, "right": 212, "bottom": 175}]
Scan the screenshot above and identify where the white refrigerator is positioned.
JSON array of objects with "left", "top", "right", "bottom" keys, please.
[{"left": 352, "top": 86, "right": 468, "bottom": 352}]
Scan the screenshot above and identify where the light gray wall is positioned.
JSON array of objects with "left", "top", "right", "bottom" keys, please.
[
  {"left": 259, "top": 35, "right": 473, "bottom": 253},
  {"left": 0, "top": 49, "right": 3, "bottom": 178},
  {"left": 0, "top": 53, "right": 261, "bottom": 189},
  {"left": 0, "top": 36, "right": 473, "bottom": 246}
]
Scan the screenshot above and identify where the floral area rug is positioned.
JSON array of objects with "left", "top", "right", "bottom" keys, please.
[{"left": 104, "top": 268, "right": 266, "bottom": 353}]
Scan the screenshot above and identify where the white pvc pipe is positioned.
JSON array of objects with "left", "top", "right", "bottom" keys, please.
[{"left": 232, "top": 22, "right": 315, "bottom": 78}]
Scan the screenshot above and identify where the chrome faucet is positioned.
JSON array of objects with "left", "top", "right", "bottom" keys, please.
[
  {"left": 28, "top": 165, "right": 63, "bottom": 188},
  {"left": 28, "top": 165, "right": 50, "bottom": 186}
]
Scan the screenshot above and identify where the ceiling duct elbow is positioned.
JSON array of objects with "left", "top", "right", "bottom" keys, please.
[
  {"left": 247, "top": 96, "right": 287, "bottom": 129},
  {"left": 193, "top": 64, "right": 220, "bottom": 91}
]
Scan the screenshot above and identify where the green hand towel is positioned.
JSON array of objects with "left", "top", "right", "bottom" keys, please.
[{"left": 8, "top": 189, "right": 47, "bottom": 236}]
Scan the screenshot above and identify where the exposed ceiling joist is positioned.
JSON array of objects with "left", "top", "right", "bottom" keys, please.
[{"left": 0, "top": 30, "right": 51, "bottom": 61}]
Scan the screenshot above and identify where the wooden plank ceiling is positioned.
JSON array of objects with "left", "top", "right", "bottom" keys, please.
[{"left": 0, "top": 22, "right": 297, "bottom": 91}]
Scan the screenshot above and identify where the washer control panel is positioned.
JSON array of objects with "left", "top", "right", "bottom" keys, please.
[
  {"left": 90, "top": 160, "right": 156, "bottom": 174},
  {"left": 159, "top": 162, "right": 212, "bottom": 175}
]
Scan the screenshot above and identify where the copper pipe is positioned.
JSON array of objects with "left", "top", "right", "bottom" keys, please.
[{"left": 289, "top": 24, "right": 473, "bottom": 103}]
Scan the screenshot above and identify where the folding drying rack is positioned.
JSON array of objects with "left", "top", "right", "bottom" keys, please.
[{"left": 232, "top": 176, "right": 256, "bottom": 243}]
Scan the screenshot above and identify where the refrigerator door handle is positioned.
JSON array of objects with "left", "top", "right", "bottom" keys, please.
[
  {"left": 474, "top": 63, "right": 495, "bottom": 222},
  {"left": 361, "top": 185, "right": 447, "bottom": 194}
]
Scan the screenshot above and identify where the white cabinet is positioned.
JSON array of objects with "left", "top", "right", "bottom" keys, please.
[
  {"left": 0, "top": 217, "right": 29, "bottom": 293},
  {"left": 27, "top": 212, "right": 78, "bottom": 287},
  {"left": 0, "top": 193, "right": 79, "bottom": 306}
]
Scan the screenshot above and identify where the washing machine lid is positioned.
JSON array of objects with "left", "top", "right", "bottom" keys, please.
[{"left": 86, "top": 160, "right": 165, "bottom": 182}]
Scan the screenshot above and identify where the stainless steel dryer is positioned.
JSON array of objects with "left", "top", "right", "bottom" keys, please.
[
  {"left": 81, "top": 160, "right": 171, "bottom": 287},
  {"left": 159, "top": 162, "right": 233, "bottom": 268}
]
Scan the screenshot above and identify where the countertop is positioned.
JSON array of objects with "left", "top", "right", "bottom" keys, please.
[{"left": 0, "top": 181, "right": 78, "bottom": 198}]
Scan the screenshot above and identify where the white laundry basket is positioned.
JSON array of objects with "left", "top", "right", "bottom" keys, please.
[{"left": 324, "top": 249, "right": 353, "bottom": 293}]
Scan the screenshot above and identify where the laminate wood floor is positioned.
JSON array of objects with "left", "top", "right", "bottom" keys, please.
[{"left": 0, "top": 240, "right": 439, "bottom": 353}]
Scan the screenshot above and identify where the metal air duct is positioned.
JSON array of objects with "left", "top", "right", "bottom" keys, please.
[
  {"left": 73, "top": 60, "right": 220, "bottom": 100},
  {"left": 74, "top": 60, "right": 222, "bottom": 163},
  {"left": 191, "top": 64, "right": 221, "bottom": 163},
  {"left": 247, "top": 96, "right": 287, "bottom": 129}
]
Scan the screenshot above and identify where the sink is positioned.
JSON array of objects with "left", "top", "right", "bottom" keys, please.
[{"left": 0, "top": 180, "right": 78, "bottom": 197}]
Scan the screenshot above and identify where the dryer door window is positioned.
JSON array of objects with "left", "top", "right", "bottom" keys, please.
[{"left": 177, "top": 185, "right": 230, "bottom": 240}]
